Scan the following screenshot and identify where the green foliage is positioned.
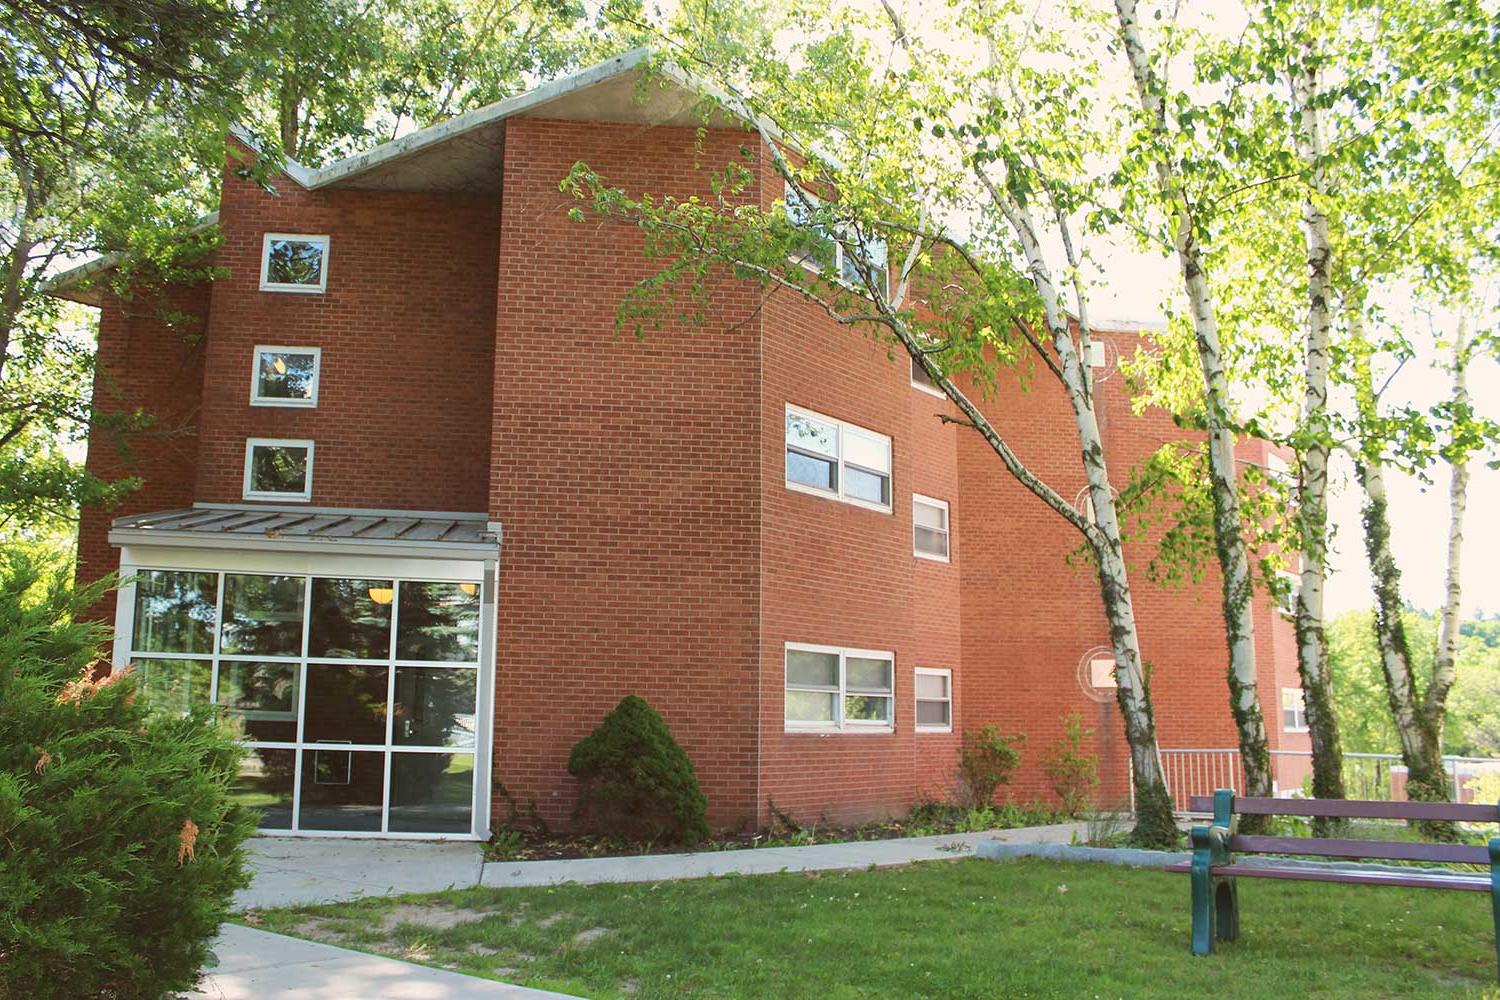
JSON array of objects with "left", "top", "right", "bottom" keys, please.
[
  {"left": 956, "top": 724, "right": 1025, "bottom": 808},
  {"left": 567, "top": 695, "right": 709, "bottom": 845},
  {"left": 0, "top": 554, "right": 256, "bottom": 999},
  {"left": 1040, "top": 712, "right": 1101, "bottom": 818}
]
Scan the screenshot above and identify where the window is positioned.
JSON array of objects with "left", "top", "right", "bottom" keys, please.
[
  {"left": 913, "top": 494, "right": 950, "bottom": 562},
  {"left": 1282, "top": 688, "right": 1308, "bottom": 732},
  {"left": 1277, "top": 569, "right": 1300, "bottom": 617},
  {"left": 1089, "top": 657, "right": 1118, "bottom": 689},
  {"left": 1084, "top": 339, "right": 1107, "bottom": 368},
  {"left": 260, "top": 234, "right": 330, "bottom": 293},
  {"left": 243, "top": 439, "right": 313, "bottom": 501},
  {"left": 783, "top": 184, "right": 889, "bottom": 298},
  {"left": 784, "top": 643, "right": 894, "bottom": 732},
  {"left": 125, "top": 569, "right": 482, "bottom": 835},
  {"left": 251, "top": 346, "right": 320, "bottom": 406},
  {"left": 785, "top": 405, "right": 892, "bottom": 511},
  {"left": 915, "top": 668, "right": 952, "bottom": 732},
  {"left": 910, "top": 356, "right": 945, "bottom": 397}
]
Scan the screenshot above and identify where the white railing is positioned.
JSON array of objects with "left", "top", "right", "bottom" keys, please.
[{"left": 1155, "top": 748, "right": 1500, "bottom": 813}]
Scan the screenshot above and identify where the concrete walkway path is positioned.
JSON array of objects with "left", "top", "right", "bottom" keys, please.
[{"left": 237, "top": 838, "right": 486, "bottom": 909}]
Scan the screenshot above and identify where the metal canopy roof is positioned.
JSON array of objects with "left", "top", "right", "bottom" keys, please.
[{"left": 110, "top": 504, "right": 498, "bottom": 556}]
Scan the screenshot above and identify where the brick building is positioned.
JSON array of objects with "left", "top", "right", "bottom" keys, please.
[{"left": 56, "top": 50, "right": 1310, "bottom": 840}]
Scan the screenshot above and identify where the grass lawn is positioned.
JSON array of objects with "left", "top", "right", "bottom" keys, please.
[{"left": 248, "top": 857, "right": 1498, "bottom": 999}]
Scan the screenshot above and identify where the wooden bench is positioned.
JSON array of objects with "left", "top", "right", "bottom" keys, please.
[{"left": 1165, "top": 790, "right": 1500, "bottom": 978}]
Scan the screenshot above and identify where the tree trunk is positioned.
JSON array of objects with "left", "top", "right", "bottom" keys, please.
[
  {"left": 1288, "top": 15, "right": 1347, "bottom": 825},
  {"left": 1427, "top": 313, "right": 1470, "bottom": 746},
  {"left": 1113, "top": 0, "right": 1273, "bottom": 823}
]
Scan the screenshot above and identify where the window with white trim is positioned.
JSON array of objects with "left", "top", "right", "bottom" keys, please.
[
  {"left": 913, "top": 494, "right": 950, "bottom": 561},
  {"left": 785, "top": 405, "right": 892, "bottom": 511},
  {"left": 1282, "top": 687, "right": 1308, "bottom": 732},
  {"left": 914, "top": 668, "right": 952, "bottom": 732},
  {"left": 251, "top": 346, "right": 320, "bottom": 406},
  {"left": 1089, "top": 656, "right": 1118, "bottom": 689},
  {"left": 260, "top": 234, "right": 330, "bottom": 293},
  {"left": 244, "top": 439, "right": 314, "bottom": 501},
  {"left": 783, "top": 184, "right": 889, "bottom": 298},
  {"left": 910, "top": 355, "right": 945, "bottom": 396},
  {"left": 784, "top": 643, "right": 894, "bottom": 731},
  {"left": 1276, "top": 569, "right": 1300, "bottom": 617}
]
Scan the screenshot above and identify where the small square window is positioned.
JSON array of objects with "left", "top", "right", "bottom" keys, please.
[
  {"left": 260, "top": 234, "right": 329, "bottom": 293},
  {"left": 913, "top": 494, "right": 950, "bottom": 562},
  {"left": 251, "top": 346, "right": 320, "bottom": 406},
  {"left": 1089, "top": 657, "right": 1118, "bottom": 689},
  {"left": 1277, "top": 570, "right": 1301, "bottom": 617},
  {"left": 915, "top": 668, "right": 952, "bottom": 732},
  {"left": 910, "top": 356, "right": 945, "bottom": 397},
  {"left": 243, "top": 438, "right": 313, "bottom": 501},
  {"left": 1282, "top": 688, "right": 1308, "bottom": 732}
]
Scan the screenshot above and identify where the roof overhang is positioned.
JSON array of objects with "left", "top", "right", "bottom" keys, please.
[{"left": 108, "top": 503, "right": 501, "bottom": 561}]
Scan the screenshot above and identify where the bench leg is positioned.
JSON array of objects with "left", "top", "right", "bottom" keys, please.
[
  {"left": 1190, "top": 862, "right": 1214, "bottom": 955},
  {"left": 1214, "top": 877, "right": 1238, "bottom": 944}
]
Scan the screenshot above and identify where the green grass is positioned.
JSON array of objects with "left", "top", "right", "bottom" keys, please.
[{"left": 247, "top": 858, "right": 1498, "bottom": 999}]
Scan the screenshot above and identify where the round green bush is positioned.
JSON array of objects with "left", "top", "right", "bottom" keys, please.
[
  {"left": 0, "top": 562, "right": 257, "bottom": 999},
  {"left": 567, "top": 695, "right": 709, "bottom": 844}
]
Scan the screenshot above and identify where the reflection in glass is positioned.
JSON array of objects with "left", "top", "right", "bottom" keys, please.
[
  {"left": 233, "top": 748, "right": 295, "bottom": 829},
  {"left": 303, "top": 664, "right": 388, "bottom": 745},
  {"left": 132, "top": 570, "right": 217, "bottom": 654},
  {"left": 256, "top": 350, "right": 317, "bottom": 400},
  {"left": 222, "top": 574, "right": 305, "bottom": 656},
  {"left": 134, "top": 659, "right": 211, "bottom": 716},
  {"left": 298, "top": 749, "right": 382, "bottom": 831},
  {"left": 389, "top": 754, "right": 473, "bottom": 833},
  {"left": 247, "top": 444, "right": 309, "bottom": 496},
  {"left": 266, "top": 238, "right": 325, "bottom": 286},
  {"left": 217, "top": 660, "right": 300, "bottom": 742},
  {"left": 309, "top": 578, "right": 392, "bottom": 658},
  {"left": 396, "top": 582, "right": 480, "bottom": 662},
  {"left": 394, "top": 667, "right": 476, "bottom": 748},
  {"left": 786, "top": 689, "right": 836, "bottom": 723}
]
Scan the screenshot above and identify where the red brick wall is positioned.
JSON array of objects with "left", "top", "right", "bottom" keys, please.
[
  {"left": 77, "top": 284, "right": 212, "bottom": 621},
  {"left": 194, "top": 149, "right": 499, "bottom": 511},
  {"left": 488, "top": 119, "right": 764, "bottom": 830}
]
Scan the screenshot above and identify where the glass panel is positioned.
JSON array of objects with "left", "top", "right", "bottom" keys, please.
[
  {"left": 303, "top": 664, "right": 389, "bottom": 745},
  {"left": 786, "top": 649, "right": 838, "bottom": 687},
  {"left": 846, "top": 656, "right": 892, "bottom": 692},
  {"left": 389, "top": 754, "right": 474, "bottom": 834},
  {"left": 396, "top": 582, "right": 480, "bottom": 662},
  {"left": 911, "top": 356, "right": 937, "bottom": 388},
  {"left": 256, "top": 350, "right": 317, "bottom": 400},
  {"left": 266, "top": 238, "right": 325, "bottom": 286},
  {"left": 914, "top": 500, "right": 947, "bottom": 530},
  {"left": 233, "top": 747, "right": 295, "bottom": 830},
  {"left": 248, "top": 444, "right": 309, "bottom": 496},
  {"left": 133, "top": 659, "right": 211, "bottom": 716},
  {"left": 843, "top": 466, "right": 890, "bottom": 506},
  {"left": 394, "top": 667, "right": 477, "bottom": 748},
  {"left": 845, "top": 694, "right": 892, "bottom": 723},
  {"left": 217, "top": 660, "right": 300, "bottom": 742},
  {"left": 131, "top": 570, "right": 217, "bottom": 654},
  {"left": 786, "top": 689, "right": 836, "bottom": 723},
  {"left": 298, "top": 749, "right": 383, "bottom": 831},
  {"left": 916, "top": 700, "right": 950, "bottom": 727},
  {"left": 786, "top": 450, "right": 836, "bottom": 491},
  {"left": 309, "top": 578, "right": 392, "bottom": 659},
  {"left": 914, "top": 672, "right": 948, "bottom": 700},
  {"left": 222, "top": 573, "right": 305, "bottom": 656},
  {"left": 843, "top": 427, "right": 890, "bottom": 473},
  {"left": 915, "top": 526, "right": 948, "bottom": 557},
  {"left": 786, "top": 412, "right": 838, "bottom": 457}
]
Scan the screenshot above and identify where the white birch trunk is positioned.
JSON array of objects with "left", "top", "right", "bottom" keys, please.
[{"left": 1427, "top": 312, "right": 1470, "bottom": 726}]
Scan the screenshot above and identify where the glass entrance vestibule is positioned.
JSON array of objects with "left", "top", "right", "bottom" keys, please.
[{"left": 114, "top": 557, "right": 494, "bottom": 839}]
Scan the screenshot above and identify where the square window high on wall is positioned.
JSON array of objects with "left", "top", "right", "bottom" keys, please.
[
  {"left": 260, "top": 234, "right": 330, "bottom": 293},
  {"left": 251, "top": 346, "right": 320, "bottom": 406},
  {"left": 243, "top": 439, "right": 313, "bottom": 501}
]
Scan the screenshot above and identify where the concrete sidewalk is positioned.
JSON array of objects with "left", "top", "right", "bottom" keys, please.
[
  {"left": 237, "top": 838, "right": 486, "bottom": 909},
  {"left": 188, "top": 924, "right": 577, "bottom": 1000}
]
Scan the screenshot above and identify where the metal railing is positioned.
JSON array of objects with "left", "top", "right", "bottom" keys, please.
[{"left": 1156, "top": 748, "right": 1500, "bottom": 813}]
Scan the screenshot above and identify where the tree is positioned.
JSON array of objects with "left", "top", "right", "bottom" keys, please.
[{"left": 567, "top": 0, "right": 1180, "bottom": 845}]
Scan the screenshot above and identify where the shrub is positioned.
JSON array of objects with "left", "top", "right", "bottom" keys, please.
[
  {"left": 957, "top": 724, "right": 1025, "bottom": 807},
  {"left": 1040, "top": 712, "right": 1101, "bottom": 818},
  {"left": 0, "top": 557, "right": 257, "bottom": 999},
  {"left": 568, "top": 695, "right": 709, "bottom": 844}
]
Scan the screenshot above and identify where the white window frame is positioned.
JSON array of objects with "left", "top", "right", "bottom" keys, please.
[
  {"left": 250, "top": 345, "right": 321, "bottom": 407},
  {"left": 914, "top": 667, "right": 953, "bottom": 733},
  {"left": 243, "top": 438, "right": 315, "bottom": 502},
  {"left": 910, "top": 355, "right": 945, "bottom": 397},
  {"left": 1282, "top": 687, "right": 1309, "bottom": 733},
  {"left": 1089, "top": 656, "right": 1118, "bottom": 689},
  {"left": 260, "top": 233, "right": 330, "bottom": 293},
  {"left": 784, "top": 641, "right": 895, "bottom": 733},
  {"left": 912, "top": 493, "right": 950, "bottom": 563},
  {"left": 783, "top": 183, "right": 889, "bottom": 299},
  {"left": 1277, "top": 569, "right": 1301, "bottom": 617},
  {"left": 785, "top": 404, "right": 893, "bottom": 513}
]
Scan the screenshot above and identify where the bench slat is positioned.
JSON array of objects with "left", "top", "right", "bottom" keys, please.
[
  {"left": 1186, "top": 794, "right": 1499, "bottom": 823},
  {"left": 1229, "top": 834, "right": 1489, "bottom": 865},
  {"left": 1163, "top": 861, "right": 1489, "bottom": 891}
]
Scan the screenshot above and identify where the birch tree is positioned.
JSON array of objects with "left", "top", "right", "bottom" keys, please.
[{"left": 572, "top": 0, "right": 1180, "bottom": 844}]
